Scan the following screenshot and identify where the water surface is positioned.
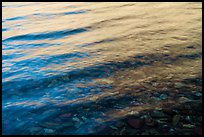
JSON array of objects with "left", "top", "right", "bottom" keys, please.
[{"left": 2, "top": 2, "right": 202, "bottom": 135}]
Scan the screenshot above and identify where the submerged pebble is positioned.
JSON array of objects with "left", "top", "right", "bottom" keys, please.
[
  {"left": 159, "top": 94, "right": 168, "bottom": 100},
  {"left": 150, "top": 110, "right": 168, "bottom": 118},
  {"left": 127, "top": 119, "right": 144, "bottom": 129},
  {"left": 178, "top": 96, "right": 191, "bottom": 103},
  {"left": 110, "top": 125, "right": 118, "bottom": 130},
  {"left": 81, "top": 116, "right": 87, "bottom": 121},
  {"left": 44, "top": 128, "right": 55, "bottom": 134},
  {"left": 174, "top": 82, "right": 186, "bottom": 88},
  {"left": 183, "top": 124, "right": 196, "bottom": 128},
  {"left": 145, "top": 117, "right": 157, "bottom": 127},
  {"left": 172, "top": 115, "right": 180, "bottom": 126},
  {"left": 194, "top": 92, "right": 202, "bottom": 97}
]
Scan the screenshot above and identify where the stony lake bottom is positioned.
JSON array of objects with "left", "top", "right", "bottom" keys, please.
[{"left": 2, "top": 2, "right": 202, "bottom": 135}]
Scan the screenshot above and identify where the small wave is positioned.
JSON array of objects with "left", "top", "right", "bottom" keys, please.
[
  {"left": 4, "top": 43, "right": 60, "bottom": 50},
  {"left": 62, "top": 10, "right": 88, "bottom": 15},
  {"left": 78, "top": 38, "right": 116, "bottom": 47},
  {"left": 32, "top": 10, "right": 87, "bottom": 18},
  {"left": 4, "top": 16, "right": 27, "bottom": 22},
  {"left": 3, "top": 28, "right": 88, "bottom": 42},
  {"left": 2, "top": 28, "right": 8, "bottom": 32}
]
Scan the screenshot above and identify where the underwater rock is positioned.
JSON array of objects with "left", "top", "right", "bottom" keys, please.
[
  {"left": 59, "top": 113, "right": 72, "bottom": 118},
  {"left": 168, "top": 128, "right": 175, "bottom": 135},
  {"left": 161, "top": 125, "right": 170, "bottom": 134},
  {"left": 141, "top": 129, "right": 160, "bottom": 135},
  {"left": 147, "top": 130, "right": 160, "bottom": 135},
  {"left": 156, "top": 118, "right": 169, "bottom": 124},
  {"left": 74, "top": 121, "right": 83, "bottom": 129},
  {"left": 114, "top": 105, "right": 123, "bottom": 109},
  {"left": 115, "top": 121, "right": 125, "bottom": 128},
  {"left": 81, "top": 116, "right": 87, "bottom": 121},
  {"left": 174, "top": 82, "right": 186, "bottom": 89},
  {"left": 130, "top": 101, "right": 144, "bottom": 106},
  {"left": 194, "top": 127, "right": 202, "bottom": 135},
  {"left": 145, "top": 117, "right": 157, "bottom": 127},
  {"left": 150, "top": 110, "right": 167, "bottom": 118},
  {"left": 128, "top": 111, "right": 140, "bottom": 117},
  {"left": 162, "top": 108, "right": 176, "bottom": 115},
  {"left": 39, "top": 122, "right": 59, "bottom": 128},
  {"left": 185, "top": 116, "right": 192, "bottom": 122},
  {"left": 155, "top": 107, "right": 163, "bottom": 111},
  {"left": 172, "top": 115, "right": 180, "bottom": 126},
  {"left": 30, "top": 127, "right": 43, "bottom": 134},
  {"left": 72, "top": 117, "right": 81, "bottom": 123},
  {"left": 172, "top": 108, "right": 180, "bottom": 114},
  {"left": 99, "top": 79, "right": 114, "bottom": 84},
  {"left": 110, "top": 125, "right": 118, "bottom": 130},
  {"left": 194, "top": 92, "right": 202, "bottom": 97},
  {"left": 95, "top": 125, "right": 107, "bottom": 133},
  {"left": 62, "top": 121, "right": 75, "bottom": 127},
  {"left": 44, "top": 128, "right": 55, "bottom": 134},
  {"left": 179, "top": 102, "right": 200, "bottom": 112},
  {"left": 178, "top": 96, "right": 191, "bottom": 103},
  {"left": 183, "top": 124, "right": 196, "bottom": 128},
  {"left": 141, "top": 131, "right": 150, "bottom": 135},
  {"left": 186, "top": 45, "right": 196, "bottom": 49},
  {"left": 127, "top": 119, "right": 144, "bottom": 129},
  {"left": 159, "top": 94, "right": 168, "bottom": 100}
]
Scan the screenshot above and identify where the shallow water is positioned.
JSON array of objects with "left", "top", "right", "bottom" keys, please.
[{"left": 2, "top": 2, "right": 202, "bottom": 135}]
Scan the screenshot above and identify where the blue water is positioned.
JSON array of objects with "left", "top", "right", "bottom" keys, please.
[{"left": 2, "top": 2, "right": 202, "bottom": 135}]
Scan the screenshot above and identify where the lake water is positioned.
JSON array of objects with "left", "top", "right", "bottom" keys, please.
[{"left": 2, "top": 2, "right": 202, "bottom": 135}]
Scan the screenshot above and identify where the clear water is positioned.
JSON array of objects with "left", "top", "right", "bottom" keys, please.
[{"left": 2, "top": 2, "right": 202, "bottom": 135}]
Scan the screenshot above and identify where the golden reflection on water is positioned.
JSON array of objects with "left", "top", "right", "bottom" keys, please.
[{"left": 3, "top": 2, "right": 202, "bottom": 66}]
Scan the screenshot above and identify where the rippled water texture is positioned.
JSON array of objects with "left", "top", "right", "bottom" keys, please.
[{"left": 2, "top": 2, "right": 202, "bottom": 135}]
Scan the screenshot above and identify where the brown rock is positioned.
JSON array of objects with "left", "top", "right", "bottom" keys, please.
[
  {"left": 127, "top": 119, "right": 144, "bottom": 129},
  {"left": 162, "top": 108, "right": 176, "bottom": 115},
  {"left": 145, "top": 118, "right": 157, "bottom": 127},
  {"left": 194, "top": 127, "right": 202, "bottom": 135},
  {"left": 59, "top": 113, "right": 72, "bottom": 118}
]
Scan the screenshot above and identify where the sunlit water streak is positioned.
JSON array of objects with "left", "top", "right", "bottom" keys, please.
[{"left": 2, "top": 2, "right": 202, "bottom": 135}]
